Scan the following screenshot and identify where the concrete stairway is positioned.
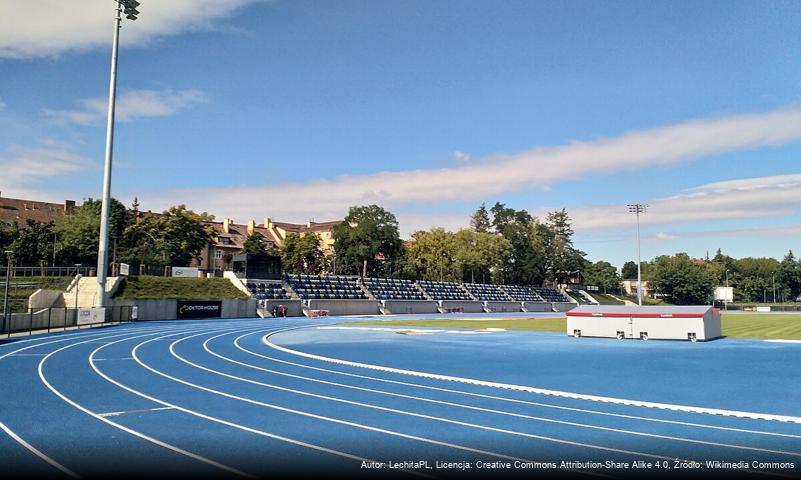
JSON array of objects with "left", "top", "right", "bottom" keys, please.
[{"left": 61, "top": 276, "right": 120, "bottom": 308}]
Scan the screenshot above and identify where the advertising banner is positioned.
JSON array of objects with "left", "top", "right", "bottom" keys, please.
[
  {"left": 176, "top": 300, "right": 222, "bottom": 319},
  {"left": 172, "top": 267, "right": 200, "bottom": 278},
  {"left": 77, "top": 307, "right": 106, "bottom": 325}
]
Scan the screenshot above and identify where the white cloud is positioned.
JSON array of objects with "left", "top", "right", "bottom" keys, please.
[
  {"left": 0, "top": 143, "right": 91, "bottom": 196},
  {"left": 451, "top": 150, "right": 471, "bottom": 162},
  {"left": 0, "top": 1, "right": 260, "bottom": 59},
  {"left": 143, "top": 107, "right": 801, "bottom": 227},
  {"left": 567, "top": 173, "right": 801, "bottom": 232},
  {"left": 43, "top": 89, "right": 208, "bottom": 126}
]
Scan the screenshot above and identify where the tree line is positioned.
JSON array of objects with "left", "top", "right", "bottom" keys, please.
[
  {"left": 0, "top": 198, "right": 214, "bottom": 270},
  {"left": 2, "top": 199, "right": 799, "bottom": 305},
  {"left": 624, "top": 249, "right": 801, "bottom": 305}
]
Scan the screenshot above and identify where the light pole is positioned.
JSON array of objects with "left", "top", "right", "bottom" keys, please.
[
  {"left": 96, "top": 0, "right": 140, "bottom": 308},
  {"left": 3, "top": 250, "right": 13, "bottom": 337},
  {"left": 725, "top": 269, "right": 729, "bottom": 311},
  {"left": 627, "top": 204, "right": 647, "bottom": 306}
]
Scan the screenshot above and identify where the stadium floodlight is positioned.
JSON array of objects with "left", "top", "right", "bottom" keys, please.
[
  {"left": 96, "top": 1, "right": 142, "bottom": 308},
  {"left": 627, "top": 204, "right": 647, "bottom": 306}
]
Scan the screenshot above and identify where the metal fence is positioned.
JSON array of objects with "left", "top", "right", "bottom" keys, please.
[
  {"left": 0, "top": 306, "right": 135, "bottom": 338},
  {"left": 0, "top": 266, "right": 93, "bottom": 277}
]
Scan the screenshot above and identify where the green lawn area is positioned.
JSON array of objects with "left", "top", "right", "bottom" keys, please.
[
  {"left": 113, "top": 276, "right": 249, "bottom": 300},
  {"left": 720, "top": 314, "right": 801, "bottom": 340},
  {"left": 341, "top": 313, "right": 801, "bottom": 340}
]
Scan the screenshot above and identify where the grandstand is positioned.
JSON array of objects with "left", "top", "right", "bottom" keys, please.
[
  {"left": 501, "top": 285, "right": 546, "bottom": 302},
  {"left": 285, "top": 274, "right": 368, "bottom": 300},
  {"left": 464, "top": 283, "right": 513, "bottom": 302},
  {"left": 416, "top": 280, "right": 474, "bottom": 301},
  {"left": 362, "top": 278, "right": 427, "bottom": 301},
  {"left": 246, "top": 282, "right": 288, "bottom": 300},
  {"left": 533, "top": 287, "right": 573, "bottom": 303}
]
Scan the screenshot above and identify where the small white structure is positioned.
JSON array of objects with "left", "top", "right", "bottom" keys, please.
[{"left": 566, "top": 305, "right": 721, "bottom": 342}]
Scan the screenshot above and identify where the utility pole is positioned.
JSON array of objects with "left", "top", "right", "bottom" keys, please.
[
  {"left": 627, "top": 204, "right": 647, "bottom": 306},
  {"left": 3, "top": 251, "right": 13, "bottom": 337}
]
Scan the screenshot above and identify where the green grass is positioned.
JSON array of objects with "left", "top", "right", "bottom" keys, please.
[
  {"left": 720, "top": 313, "right": 801, "bottom": 340},
  {"left": 0, "top": 276, "right": 73, "bottom": 313},
  {"left": 589, "top": 293, "right": 625, "bottom": 305},
  {"left": 342, "top": 313, "right": 801, "bottom": 340},
  {"left": 113, "top": 276, "right": 249, "bottom": 300},
  {"left": 341, "top": 317, "right": 567, "bottom": 332}
]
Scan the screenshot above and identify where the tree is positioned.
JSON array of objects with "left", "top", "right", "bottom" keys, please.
[
  {"left": 544, "top": 209, "right": 587, "bottom": 285},
  {"left": 621, "top": 261, "right": 638, "bottom": 280},
  {"left": 489, "top": 202, "right": 547, "bottom": 285},
  {"left": 779, "top": 250, "right": 801, "bottom": 300},
  {"left": 10, "top": 220, "right": 55, "bottom": 266},
  {"left": 124, "top": 205, "right": 213, "bottom": 267},
  {"left": 280, "top": 233, "right": 324, "bottom": 274},
  {"left": 53, "top": 198, "right": 131, "bottom": 265},
  {"left": 470, "top": 203, "right": 492, "bottom": 233},
  {"left": 648, "top": 253, "right": 715, "bottom": 304},
  {"left": 241, "top": 232, "right": 269, "bottom": 255},
  {"left": 405, "top": 228, "right": 458, "bottom": 282},
  {"left": 584, "top": 261, "right": 621, "bottom": 294},
  {"left": 453, "top": 229, "right": 512, "bottom": 284},
  {"left": 332, "top": 205, "right": 402, "bottom": 277}
]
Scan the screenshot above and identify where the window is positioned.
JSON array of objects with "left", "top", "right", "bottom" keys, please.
[
  {"left": 218, "top": 237, "right": 231, "bottom": 245},
  {"left": 214, "top": 250, "right": 222, "bottom": 259}
]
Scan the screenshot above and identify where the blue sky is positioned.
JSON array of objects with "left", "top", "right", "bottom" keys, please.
[{"left": 1, "top": 0, "right": 800, "bottom": 268}]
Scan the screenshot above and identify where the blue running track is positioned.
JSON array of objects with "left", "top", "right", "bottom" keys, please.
[{"left": 1, "top": 316, "right": 799, "bottom": 479}]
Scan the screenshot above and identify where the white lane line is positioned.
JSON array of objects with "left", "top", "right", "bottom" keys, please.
[
  {"left": 37, "top": 326, "right": 256, "bottom": 479},
  {"left": 198, "top": 332, "right": 801, "bottom": 459},
  {"left": 0, "top": 421, "right": 79, "bottom": 478},
  {"left": 263, "top": 327, "right": 801, "bottom": 424},
  {"left": 92, "top": 329, "right": 432, "bottom": 479},
  {"left": 166, "top": 331, "right": 673, "bottom": 469},
  {"left": 98, "top": 407, "right": 175, "bottom": 418},
  {"left": 233, "top": 331, "right": 801, "bottom": 440},
  {"left": 0, "top": 326, "right": 185, "bottom": 477},
  {"left": 93, "top": 357, "right": 134, "bottom": 361}
]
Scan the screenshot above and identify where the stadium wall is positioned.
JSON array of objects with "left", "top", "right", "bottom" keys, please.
[
  {"left": 440, "top": 300, "right": 484, "bottom": 313},
  {"left": 112, "top": 298, "right": 258, "bottom": 321},
  {"left": 307, "top": 299, "right": 381, "bottom": 316},
  {"left": 551, "top": 302, "right": 576, "bottom": 312},
  {"left": 381, "top": 300, "right": 439, "bottom": 315},
  {"left": 522, "top": 301, "right": 552, "bottom": 312},
  {"left": 258, "top": 299, "right": 303, "bottom": 317},
  {"left": 484, "top": 301, "right": 523, "bottom": 313}
]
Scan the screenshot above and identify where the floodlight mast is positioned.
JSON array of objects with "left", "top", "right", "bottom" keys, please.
[
  {"left": 96, "top": 1, "right": 139, "bottom": 308},
  {"left": 627, "top": 204, "right": 647, "bottom": 306}
]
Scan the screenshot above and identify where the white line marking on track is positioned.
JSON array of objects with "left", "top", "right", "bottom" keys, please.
[
  {"left": 0, "top": 421, "right": 79, "bottom": 478},
  {"left": 263, "top": 327, "right": 801, "bottom": 424},
  {"left": 196, "top": 331, "right": 801, "bottom": 459},
  {"left": 233, "top": 330, "right": 801, "bottom": 440},
  {"left": 37, "top": 327, "right": 257, "bottom": 479},
  {"left": 91, "top": 327, "right": 432, "bottom": 479},
  {"left": 98, "top": 406, "right": 175, "bottom": 418},
  {"left": 0, "top": 326, "right": 185, "bottom": 477}
]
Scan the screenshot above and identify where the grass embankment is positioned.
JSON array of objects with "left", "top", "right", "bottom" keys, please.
[
  {"left": 0, "top": 276, "right": 73, "bottom": 313},
  {"left": 341, "top": 313, "right": 801, "bottom": 340},
  {"left": 590, "top": 293, "right": 625, "bottom": 305},
  {"left": 113, "top": 276, "right": 249, "bottom": 300}
]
